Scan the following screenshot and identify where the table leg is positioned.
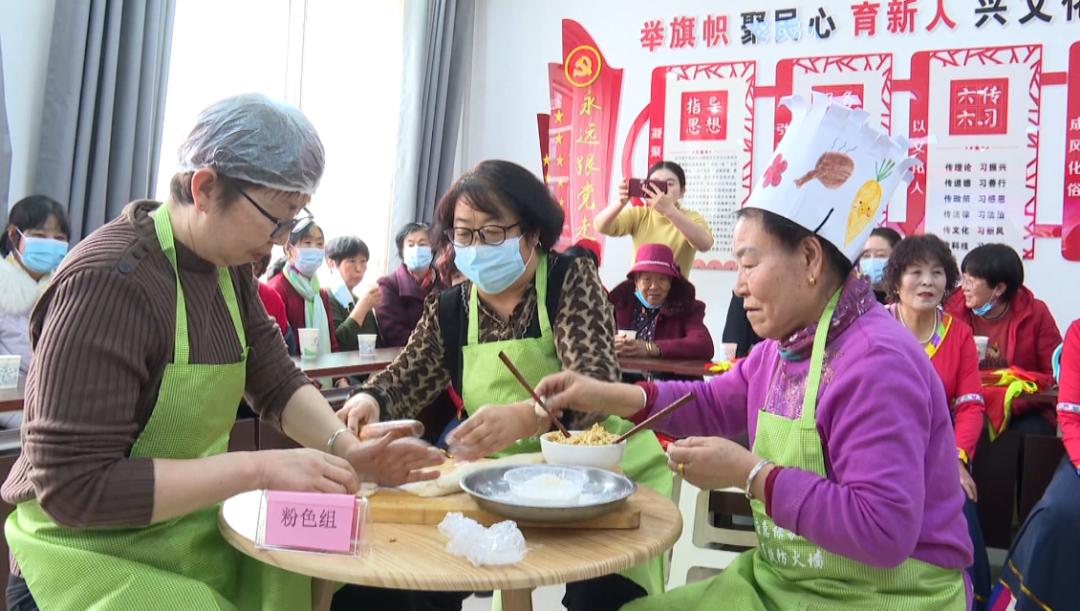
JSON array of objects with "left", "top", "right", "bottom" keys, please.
[
  {"left": 311, "top": 579, "right": 335, "bottom": 611},
  {"left": 501, "top": 588, "right": 533, "bottom": 611}
]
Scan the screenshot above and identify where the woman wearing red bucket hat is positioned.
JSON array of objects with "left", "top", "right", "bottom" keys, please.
[{"left": 609, "top": 244, "right": 713, "bottom": 362}]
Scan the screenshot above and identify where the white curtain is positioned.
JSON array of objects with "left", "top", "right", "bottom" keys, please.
[
  {"left": 389, "top": 0, "right": 476, "bottom": 255},
  {"left": 0, "top": 35, "right": 12, "bottom": 223}
]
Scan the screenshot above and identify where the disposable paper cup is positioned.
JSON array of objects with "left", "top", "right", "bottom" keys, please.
[
  {"left": 974, "top": 336, "right": 989, "bottom": 361},
  {"left": 616, "top": 329, "right": 638, "bottom": 340},
  {"left": 0, "top": 355, "right": 20, "bottom": 390},
  {"left": 357, "top": 334, "right": 377, "bottom": 356},
  {"left": 298, "top": 328, "right": 319, "bottom": 359},
  {"left": 722, "top": 342, "right": 738, "bottom": 362}
]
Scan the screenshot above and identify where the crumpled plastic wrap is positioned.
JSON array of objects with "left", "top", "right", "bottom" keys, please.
[{"left": 437, "top": 512, "right": 527, "bottom": 567}]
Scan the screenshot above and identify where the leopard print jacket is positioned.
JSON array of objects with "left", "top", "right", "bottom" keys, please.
[{"left": 360, "top": 256, "right": 617, "bottom": 429}]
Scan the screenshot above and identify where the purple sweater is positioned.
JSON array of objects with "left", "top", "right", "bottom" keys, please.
[
  {"left": 376, "top": 264, "right": 445, "bottom": 348},
  {"left": 651, "top": 303, "right": 974, "bottom": 570}
]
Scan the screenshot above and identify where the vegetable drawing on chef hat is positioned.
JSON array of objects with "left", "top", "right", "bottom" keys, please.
[
  {"left": 845, "top": 158, "right": 897, "bottom": 245},
  {"left": 793, "top": 139, "right": 857, "bottom": 190},
  {"left": 742, "top": 93, "right": 918, "bottom": 263}
]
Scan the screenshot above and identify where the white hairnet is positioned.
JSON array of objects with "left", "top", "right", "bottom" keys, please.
[{"left": 177, "top": 93, "right": 325, "bottom": 194}]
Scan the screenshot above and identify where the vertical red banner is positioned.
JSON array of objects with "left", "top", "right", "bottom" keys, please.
[
  {"left": 536, "top": 113, "right": 550, "bottom": 173},
  {"left": 1063, "top": 41, "right": 1080, "bottom": 260},
  {"left": 903, "top": 51, "right": 931, "bottom": 237},
  {"left": 538, "top": 20, "right": 622, "bottom": 252}
]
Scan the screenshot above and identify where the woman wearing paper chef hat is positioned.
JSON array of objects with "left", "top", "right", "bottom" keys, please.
[
  {"left": 536, "top": 94, "right": 973, "bottom": 609},
  {"left": 2, "top": 94, "right": 444, "bottom": 610}
]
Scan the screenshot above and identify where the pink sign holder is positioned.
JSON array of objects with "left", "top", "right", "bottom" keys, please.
[{"left": 256, "top": 490, "right": 367, "bottom": 556}]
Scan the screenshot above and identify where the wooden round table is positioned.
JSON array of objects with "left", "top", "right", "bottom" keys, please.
[{"left": 219, "top": 486, "right": 682, "bottom": 611}]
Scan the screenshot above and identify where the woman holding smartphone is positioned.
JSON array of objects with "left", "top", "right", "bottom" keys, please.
[{"left": 594, "top": 160, "right": 713, "bottom": 279}]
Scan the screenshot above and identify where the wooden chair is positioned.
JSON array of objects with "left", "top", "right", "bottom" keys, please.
[
  {"left": 972, "top": 429, "right": 1066, "bottom": 548},
  {"left": 0, "top": 451, "right": 20, "bottom": 611},
  {"left": 972, "top": 429, "right": 1021, "bottom": 549},
  {"left": 1018, "top": 434, "right": 1065, "bottom": 523}
]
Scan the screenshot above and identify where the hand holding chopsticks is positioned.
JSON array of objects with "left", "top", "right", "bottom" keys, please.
[
  {"left": 611, "top": 392, "right": 695, "bottom": 444},
  {"left": 497, "top": 351, "right": 572, "bottom": 438}
]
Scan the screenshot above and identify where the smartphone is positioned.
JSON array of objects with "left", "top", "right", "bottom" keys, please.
[{"left": 627, "top": 178, "right": 669, "bottom": 198}]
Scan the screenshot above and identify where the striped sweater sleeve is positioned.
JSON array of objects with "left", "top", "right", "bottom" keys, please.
[{"left": 14, "top": 268, "right": 163, "bottom": 527}]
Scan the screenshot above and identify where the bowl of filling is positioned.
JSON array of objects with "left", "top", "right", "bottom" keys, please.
[{"left": 540, "top": 423, "right": 626, "bottom": 470}]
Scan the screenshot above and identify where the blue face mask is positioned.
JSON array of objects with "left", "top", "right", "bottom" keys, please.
[
  {"left": 635, "top": 289, "right": 662, "bottom": 310},
  {"left": 330, "top": 283, "right": 353, "bottom": 308},
  {"left": 292, "top": 247, "right": 324, "bottom": 276},
  {"left": 971, "top": 297, "right": 996, "bottom": 317},
  {"left": 403, "top": 244, "right": 433, "bottom": 271},
  {"left": 17, "top": 231, "right": 69, "bottom": 274},
  {"left": 859, "top": 257, "right": 887, "bottom": 285},
  {"left": 455, "top": 236, "right": 532, "bottom": 294}
]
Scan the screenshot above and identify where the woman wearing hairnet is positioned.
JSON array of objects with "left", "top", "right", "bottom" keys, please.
[{"left": 1, "top": 94, "right": 444, "bottom": 610}]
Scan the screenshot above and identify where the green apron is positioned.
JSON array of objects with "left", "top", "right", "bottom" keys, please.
[
  {"left": 625, "top": 289, "right": 967, "bottom": 611},
  {"left": 5, "top": 204, "right": 311, "bottom": 610},
  {"left": 459, "top": 253, "right": 671, "bottom": 597}
]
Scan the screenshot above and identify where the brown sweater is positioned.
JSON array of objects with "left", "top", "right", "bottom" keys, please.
[{"left": 1, "top": 201, "right": 309, "bottom": 528}]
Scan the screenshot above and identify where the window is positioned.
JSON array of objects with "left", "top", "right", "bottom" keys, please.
[{"left": 156, "top": 0, "right": 404, "bottom": 280}]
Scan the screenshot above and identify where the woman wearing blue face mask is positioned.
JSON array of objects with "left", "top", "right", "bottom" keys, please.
[
  {"left": 945, "top": 243, "right": 1061, "bottom": 435},
  {"left": 609, "top": 243, "right": 713, "bottom": 364},
  {"left": 375, "top": 222, "right": 447, "bottom": 348},
  {"left": 0, "top": 195, "right": 70, "bottom": 380},
  {"left": 335, "top": 160, "right": 671, "bottom": 611},
  {"left": 856, "top": 226, "right": 901, "bottom": 304},
  {"left": 267, "top": 219, "right": 342, "bottom": 355}
]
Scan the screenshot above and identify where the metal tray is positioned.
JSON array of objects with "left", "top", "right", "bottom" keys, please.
[{"left": 460, "top": 464, "right": 635, "bottom": 523}]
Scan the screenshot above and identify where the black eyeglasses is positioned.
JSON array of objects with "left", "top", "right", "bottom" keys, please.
[
  {"left": 236, "top": 185, "right": 313, "bottom": 240},
  {"left": 444, "top": 223, "right": 521, "bottom": 247}
]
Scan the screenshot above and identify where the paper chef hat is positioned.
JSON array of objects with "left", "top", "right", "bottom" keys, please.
[{"left": 744, "top": 94, "right": 918, "bottom": 262}]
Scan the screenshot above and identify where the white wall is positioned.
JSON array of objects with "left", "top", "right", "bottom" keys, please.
[
  {"left": 0, "top": 0, "right": 55, "bottom": 206},
  {"left": 462, "top": 0, "right": 1080, "bottom": 353}
]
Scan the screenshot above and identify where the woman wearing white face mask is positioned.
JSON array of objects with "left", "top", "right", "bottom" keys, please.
[
  {"left": 0, "top": 195, "right": 71, "bottom": 379},
  {"left": 267, "top": 219, "right": 341, "bottom": 355},
  {"left": 375, "top": 222, "right": 446, "bottom": 347},
  {"left": 334, "top": 160, "right": 671, "bottom": 611}
]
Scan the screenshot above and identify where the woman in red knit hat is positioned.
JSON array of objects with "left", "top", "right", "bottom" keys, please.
[{"left": 608, "top": 243, "right": 713, "bottom": 363}]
